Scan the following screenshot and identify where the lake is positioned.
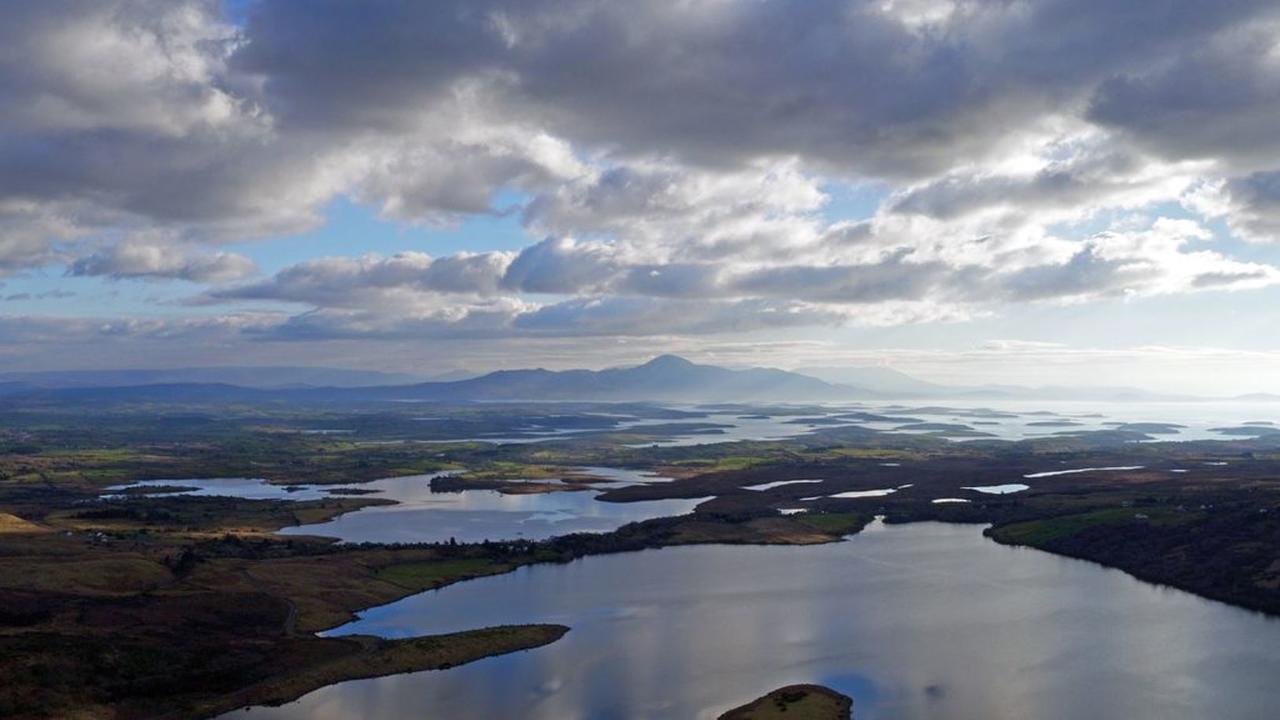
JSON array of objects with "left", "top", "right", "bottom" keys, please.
[
  {"left": 393, "top": 400, "right": 1280, "bottom": 447},
  {"left": 277, "top": 473, "right": 706, "bottom": 544},
  {"left": 105, "top": 473, "right": 704, "bottom": 544},
  {"left": 228, "top": 520, "right": 1280, "bottom": 719}
]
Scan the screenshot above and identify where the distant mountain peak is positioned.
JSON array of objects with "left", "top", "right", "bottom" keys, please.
[{"left": 639, "top": 354, "right": 697, "bottom": 369}]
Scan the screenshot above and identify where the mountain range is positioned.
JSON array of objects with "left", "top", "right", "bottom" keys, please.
[
  {"left": 0, "top": 355, "right": 844, "bottom": 404},
  {"left": 1, "top": 356, "right": 1273, "bottom": 405},
  {"left": 0, "top": 366, "right": 423, "bottom": 389}
]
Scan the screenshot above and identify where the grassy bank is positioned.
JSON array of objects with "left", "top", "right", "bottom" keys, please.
[{"left": 181, "top": 625, "right": 568, "bottom": 720}]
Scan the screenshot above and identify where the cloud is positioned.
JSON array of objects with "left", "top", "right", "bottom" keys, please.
[
  {"left": 993, "top": 219, "right": 1280, "bottom": 301},
  {"left": 208, "top": 251, "right": 512, "bottom": 306},
  {"left": 888, "top": 143, "right": 1203, "bottom": 224},
  {"left": 6, "top": 1, "right": 1277, "bottom": 240},
  {"left": 3, "top": 0, "right": 1280, "bottom": 355},
  {"left": 69, "top": 241, "right": 255, "bottom": 282},
  {"left": 253, "top": 295, "right": 958, "bottom": 342},
  {"left": 0, "top": 203, "right": 79, "bottom": 274},
  {"left": 1087, "top": 20, "right": 1280, "bottom": 169},
  {"left": 3, "top": 289, "right": 75, "bottom": 302},
  {"left": 194, "top": 212, "right": 1279, "bottom": 347},
  {"left": 1222, "top": 172, "right": 1280, "bottom": 243},
  {"left": 0, "top": 312, "right": 282, "bottom": 346},
  {"left": 500, "top": 238, "right": 617, "bottom": 295}
]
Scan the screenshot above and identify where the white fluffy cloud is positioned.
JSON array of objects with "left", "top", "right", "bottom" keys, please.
[{"left": 69, "top": 240, "right": 255, "bottom": 282}]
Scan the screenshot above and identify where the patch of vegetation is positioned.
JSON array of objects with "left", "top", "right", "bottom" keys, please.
[
  {"left": 991, "top": 506, "right": 1204, "bottom": 546},
  {"left": 797, "top": 512, "right": 871, "bottom": 535},
  {"left": 719, "top": 684, "right": 852, "bottom": 720},
  {"left": 376, "top": 557, "right": 517, "bottom": 590}
]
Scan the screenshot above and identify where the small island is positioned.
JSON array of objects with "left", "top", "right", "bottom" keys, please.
[{"left": 720, "top": 684, "right": 853, "bottom": 720}]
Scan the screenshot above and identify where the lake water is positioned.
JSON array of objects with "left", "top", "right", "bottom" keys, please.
[
  {"left": 961, "top": 484, "right": 1030, "bottom": 494},
  {"left": 277, "top": 474, "right": 707, "bottom": 544},
  {"left": 103, "top": 477, "right": 336, "bottom": 501},
  {"left": 105, "top": 473, "right": 704, "bottom": 544},
  {"left": 229, "top": 520, "right": 1280, "bottom": 720},
  {"left": 406, "top": 400, "right": 1280, "bottom": 447}
]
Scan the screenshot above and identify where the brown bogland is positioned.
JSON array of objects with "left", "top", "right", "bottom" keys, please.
[
  {"left": 0, "top": 511, "right": 49, "bottom": 534},
  {"left": 0, "top": 525, "right": 571, "bottom": 719}
]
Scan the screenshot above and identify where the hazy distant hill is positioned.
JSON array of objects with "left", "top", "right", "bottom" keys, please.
[
  {"left": 0, "top": 366, "right": 423, "bottom": 389},
  {"left": 796, "top": 365, "right": 1206, "bottom": 402},
  {"left": 375, "top": 355, "right": 856, "bottom": 402},
  {"left": 6, "top": 355, "right": 859, "bottom": 404},
  {"left": 796, "top": 366, "right": 950, "bottom": 396},
  {"left": 5, "top": 356, "right": 1255, "bottom": 406}
]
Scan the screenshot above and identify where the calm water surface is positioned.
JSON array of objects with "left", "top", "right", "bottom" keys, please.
[
  {"left": 104, "top": 477, "right": 335, "bottom": 501},
  {"left": 272, "top": 473, "right": 706, "bottom": 544},
  {"left": 231, "top": 520, "right": 1280, "bottom": 720},
  {"left": 106, "top": 474, "right": 704, "bottom": 544},
  {"left": 415, "top": 400, "right": 1280, "bottom": 446}
]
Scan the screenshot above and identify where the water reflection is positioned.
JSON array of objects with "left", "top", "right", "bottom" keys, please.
[
  {"left": 574, "top": 466, "right": 676, "bottom": 486},
  {"left": 962, "top": 484, "right": 1030, "bottom": 495},
  {"left": 1023, "top": 466, "right": 1144, "bottom": 479},
  {"left": 453, "top": 400, "right": 1280, "bottom": 447},
  {"left": 277, "top": 474, "right": 706, "bottom": 544},
  {"left": 103, "top": 477, "right": 334, "bottom": 501},
  {"left": 106, "top": 473, "right": 703, "bottom": 545},
  {"left": 231, "top": 521, "right": 1280, "bottom": 720}
]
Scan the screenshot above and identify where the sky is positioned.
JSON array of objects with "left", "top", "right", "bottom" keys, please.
[{"left": 3, "top": 0, "right": 1280, "bottom": 395}]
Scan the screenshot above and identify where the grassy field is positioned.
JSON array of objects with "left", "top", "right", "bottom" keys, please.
[
  {"left": 798, "top": 512, "right": 871, "bottom": 535},
  {"left": 376, "top": 557, "right": 523, "bottom": 591},
  {"left": 990, "top": 506, "right": 1205, "bottom": 546}
]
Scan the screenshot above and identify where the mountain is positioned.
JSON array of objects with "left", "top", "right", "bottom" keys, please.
[
  {"left": 952, "top": 384, "right": 1198, "bottom": 402},
  {"left": 0, "top": 366, "right": 423, "bottom": 389},
  {"left": 796, "top": 366, "right": 949, "bottom": 396},
  {"left": 6, "top": 356, "right": 1237, "bottom": 405},
  {"left": 5, "top": 355, "right": 858, "bottom": 405},
  {"left": 1233, "top": 393, "right": 1280, "bottom": 402},
  {"left": 795, "top": 365, "right": 1203, "bottom": 401},
  {"left": 366, "top": 355, "right": 855, "bottom": 402},
  {"left": 423, "top": 369, "right": 483, "bottom": 383},
  {"left": 10, "top": 382, "right": 274, "bottom": 403}
]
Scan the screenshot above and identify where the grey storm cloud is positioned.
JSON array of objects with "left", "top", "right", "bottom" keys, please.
[
  {"left": 229, "top": 0, "right": 1280, "bottom": 175},
  {"left": 1087, "top": 21, "right": 1280, "bottom": 167},
  {"left": 6, "top": 0, "right": 1278, "bottom": 241},
  {"left": 1223, "top": 172, "right": 1280, "bottom": 242}
]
